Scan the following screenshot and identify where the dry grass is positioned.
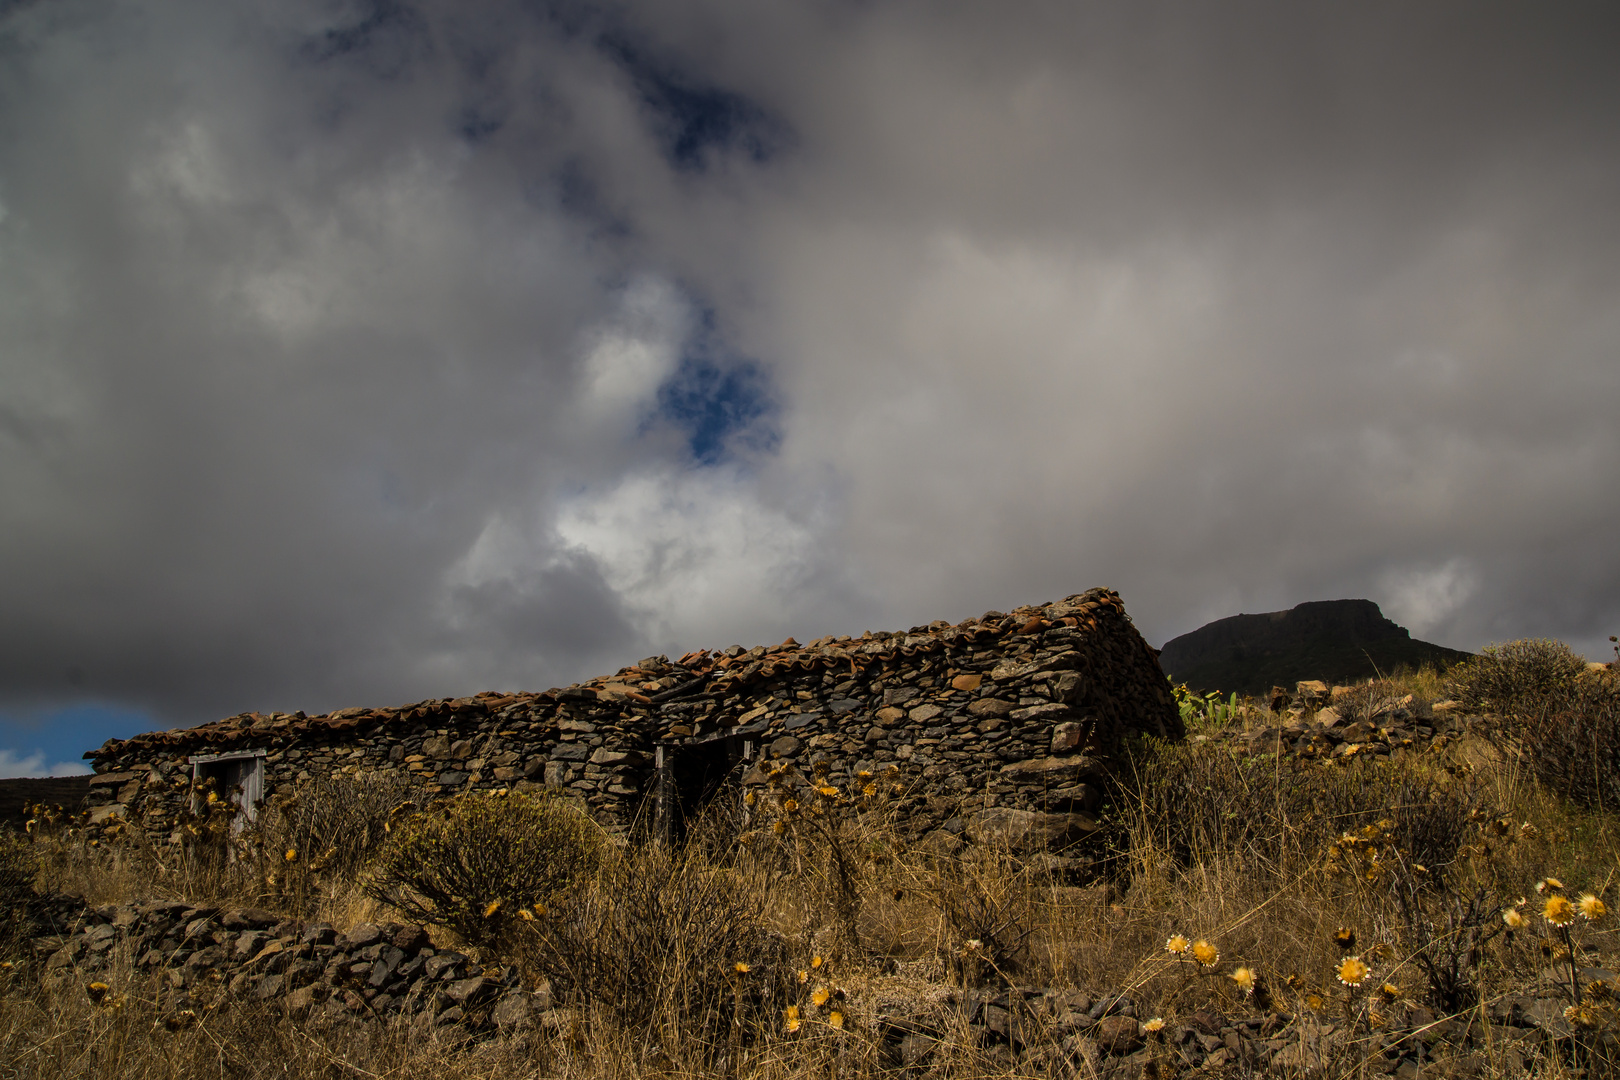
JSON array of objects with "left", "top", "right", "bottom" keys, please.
[{"left": 6, "top": 664, "right": 1620, "bottom": 1077}]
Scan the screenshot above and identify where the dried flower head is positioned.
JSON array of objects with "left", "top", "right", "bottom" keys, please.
[
  {"left": 1538, "top": 877, "right": 1565, "bottom": 895},
  {"left": 1503, "top": 908, "right": 1525, "bottom": 930},
  {"left": 797, "top": 969, "right": 809, "bottom": 984},
  {"left": 483, "top": 899, "right": 502, "bottom": 919},
  {"left": 1165, "top": 934, "right": 1190, "bottom": 955},
  {"left": 1141, "top": 1017, "right": 1166, "bottom": 1033},
  {"left": 1231, "top": 967, "right": 1256, "bottom": 993},
  {"left": 1334, "top": 927, "right": 1356, "bottom": 952},
  {"left": 1191, "top": 939, "right": 1219, "bottom": 967},
  {"left": 86, "top": 982, "right": 110, "bottom": 1004},
  {"left": 1377, "top": 982, "right": 1401, "bottom": 1003},
  {"left": 1337, "top": 957, "right": 1371, "bottom": 988},
  {"left": 1579, "top": 894, "right": 1607, "bottom": 922},
  {"left": 1545, "top": 894, "right": 1577, "bottom": 927}
]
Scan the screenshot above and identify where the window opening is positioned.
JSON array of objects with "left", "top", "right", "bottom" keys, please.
[{"left": 189, "top": 751, "right": 266, "bottom": 833}]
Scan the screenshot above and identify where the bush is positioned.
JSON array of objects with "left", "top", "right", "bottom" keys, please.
[
  {"left": 1497, "top": 670, "right": 1620, "bottom": 811},
  {"left": 525, "top": 825, "right": 791, "bottom": 1066},
  {"left": 364, "top": 789, "right": 607, "bottom": 950},
  {"left": 1124, "top": 740, "right": 1485, "bottom": 883},
  {"left": 236, "top": 774, "right": 421, "bottom": 915},
  {"left": 1446, "top": 638, "right": 1589, "bottom": 715}
]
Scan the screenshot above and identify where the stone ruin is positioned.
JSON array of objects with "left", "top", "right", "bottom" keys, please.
[{"left": 84, "top": 587, "right": 1181, "bottom": 863}]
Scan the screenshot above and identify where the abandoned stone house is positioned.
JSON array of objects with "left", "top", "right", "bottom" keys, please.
[{"left": 84, "top": 588, "right": 1182, "bottom": 858}]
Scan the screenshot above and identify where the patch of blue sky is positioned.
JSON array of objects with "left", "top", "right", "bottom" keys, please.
[
  {"left": 653, "top": 314, "right": 780, "bottom": 465},
  {"left": 0, "top": 701, "right": 157, "bottom": 777}
]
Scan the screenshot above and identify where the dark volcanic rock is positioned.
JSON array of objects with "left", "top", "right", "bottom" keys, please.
[{"left": 1157, "top": 599, "right": 1472, "bottom": 695}]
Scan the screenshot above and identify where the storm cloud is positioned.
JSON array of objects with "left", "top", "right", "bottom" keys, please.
[{"left": 3, "top": 1, "right": 1618, "bottom": 773}]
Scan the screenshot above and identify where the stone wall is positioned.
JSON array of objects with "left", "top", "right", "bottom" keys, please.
[{"left": 85, "top": 588, "right": 1179, "bottom": 854}]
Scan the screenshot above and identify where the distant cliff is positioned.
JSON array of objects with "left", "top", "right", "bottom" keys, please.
[{"left": 1157, "top": 599, "right": 1472, "bottom": 695}]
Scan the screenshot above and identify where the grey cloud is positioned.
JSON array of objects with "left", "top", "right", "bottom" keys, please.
[{"left": 3, "top": 0, "right": 1619, "bottom": 766}]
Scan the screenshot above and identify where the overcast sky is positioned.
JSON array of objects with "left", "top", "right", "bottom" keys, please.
[{"left": 3, "top": 1, "right": 1618, "bottom": 775}]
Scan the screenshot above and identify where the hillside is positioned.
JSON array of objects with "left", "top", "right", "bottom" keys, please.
[{"left": 1157, "top": 598, "right": 1472, "bottom": 694}]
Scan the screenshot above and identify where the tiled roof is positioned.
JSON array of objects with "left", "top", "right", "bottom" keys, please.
[{"left": 88, "top": 589, "right": 1136, "bottom": 760}]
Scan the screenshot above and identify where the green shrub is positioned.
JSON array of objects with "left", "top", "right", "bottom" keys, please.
[
  {"left": 364, "top": 789, "right": 607, "bottom": 950},
  {"left": 1446, "top": 638, "right": 1588, "bottom": 715}
]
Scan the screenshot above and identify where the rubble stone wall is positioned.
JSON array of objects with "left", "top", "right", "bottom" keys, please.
[{"left": 86, "top": 588, "right": 1179, "bottom": 852}]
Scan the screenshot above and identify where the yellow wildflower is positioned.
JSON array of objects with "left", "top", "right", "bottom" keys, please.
[
  {"left": 1579, "top": 894, "right": 1607, "bottom": 922},
  {"left": 828, "top": 1010, "right": 845, "bottom": 1030},
  {"left": 1191, "top": 939, "right": 1219, "bottom": 967},
  {"left": 1503, "top": 908, "right": 1525, "bottom": 929},
  {"left": 811, "top": 986, "right": 832, "bottom": 1008},
  {"left": 86, "top": 982, "right": 110, "bottom": 1004},
  {"left": 1230, "top": 967, "right": 1256, "bottom": 993},
  {"left": 1545, "top": 894, "right": 1577, "bottom": 926},
  {"left": 483, "top": 899, "right": 503, "bottom": 918},
  {"left": 1141, "top": 1017, "right": 1166, "bottom": 1033},
  {"left": 1337, "top": 957, "right": 1371, "bottom": 987},
  {"left": 733, "top": 961, "right": 750, "bottom": 974},
  {"left": 811, "top": 955, "right": 826, "bottom": 970},
  {"left": 284, "top": 847, "right": 297, "bottom": 862},
  {"left": 1538, "top": 877, "right": 1565, "bottom": 895},
  {"left": 1165, "top": 934, "right": 1190, "bottom": 955},
  {"left": 817, "top": 785, "right": 840, "bottom": 799},
  {"left": 784, "top": 1005, "right": 801, "bottom": 1033}
]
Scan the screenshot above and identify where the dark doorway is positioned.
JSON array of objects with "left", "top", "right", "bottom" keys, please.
[{"left": 659, "top": 735, "right": 750, "bottom": 844}]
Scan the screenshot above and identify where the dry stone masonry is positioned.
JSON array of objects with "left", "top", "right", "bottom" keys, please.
[
  {"left": 85, "top": 588, "right": 1179, "bottom": 857},
  {"left": 29, "top": 896, "right": 1596, "bottom": 1074}
]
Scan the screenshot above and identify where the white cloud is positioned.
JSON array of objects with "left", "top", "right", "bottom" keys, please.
[
  {"left": 578, "top": 277, "right": 692, "bottom": 423},
  {"left": 555, "top": 465, "right": 825, "bottom": 650},
  {"left": 1377, "top": 560, "right": 1479, "bottom": 639},
  {"left": 0, "top": 749, "right": 91, "bottom": 779}
]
